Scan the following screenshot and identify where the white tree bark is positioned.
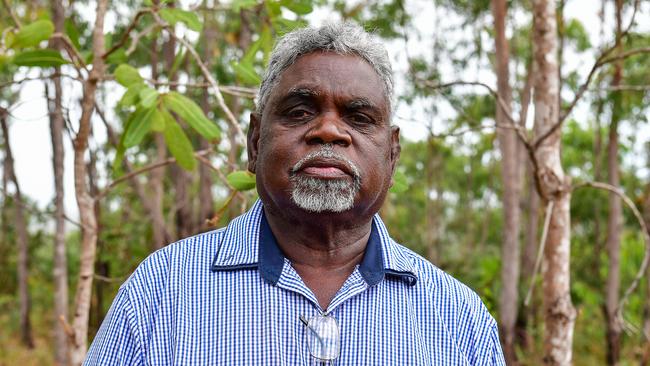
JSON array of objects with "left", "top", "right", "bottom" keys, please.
[
  {"left": 491, "top": 0, "right": 522, "bottom": 363},
  {"left": 604, "top": 1, "right": 624, "bottom": 363},
  {"left": 49, "top": 0, "right": 69, "bottom": 363},
  {"left": 532, "top": 0, "right": 576, "bottom": 364},
  {"left": 69, "top": 0, "right": 107, "bottom": 363}
]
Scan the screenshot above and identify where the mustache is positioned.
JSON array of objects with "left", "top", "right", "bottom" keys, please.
[{"left": 290, "top": 145, "right": 361, "bottom": 179}]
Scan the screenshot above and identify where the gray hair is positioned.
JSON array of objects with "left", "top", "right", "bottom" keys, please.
[{"left": 256, "top": 21, "right": 394, "bottom": 115}]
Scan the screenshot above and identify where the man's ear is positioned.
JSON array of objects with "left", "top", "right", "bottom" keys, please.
[
  {"left": 388, "top": 125, "right": 401, "bottom": 186},
  {"left": 247, "top": 113, "right": 261, "bottom": 173}
]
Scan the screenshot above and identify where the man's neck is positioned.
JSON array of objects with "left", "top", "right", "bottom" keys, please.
[
  {"left": 264, "top": 206, "right": 372, "bottom": 268},
  {"left": 263, "top": 206, "right": 373, "bottom": 309}
]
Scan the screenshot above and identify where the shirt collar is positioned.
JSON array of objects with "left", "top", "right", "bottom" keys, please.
[{"left": 211, "top": 200, "right": 417, "bottom": 286}]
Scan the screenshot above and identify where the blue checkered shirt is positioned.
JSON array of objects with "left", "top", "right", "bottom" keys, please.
[{"left": 85, "top": 200, "right": 505, "bottom": 365}]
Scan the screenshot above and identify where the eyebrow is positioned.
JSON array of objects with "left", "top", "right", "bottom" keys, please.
[
  {"left": 345, "top": 97, "right": 376, "bottom": 110},
  {"left": 285, "top": 87, "right": 320, "bottom": 99}
]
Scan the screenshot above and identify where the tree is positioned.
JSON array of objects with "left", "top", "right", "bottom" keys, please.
[
  {"left": 532, "top": 1, "right": 575, "bottom": 364},
  {"left": 491, "top": 0, "right": 522, "bottom": 363},
  {"left": 0, "top": 107, "right": 33, "bottom": 349},
  {"left": 604, "top": 1, "right": 625, "bottom": 363},
  {"left": 48, "top": 0, "right": 69, "bottom": 362}
]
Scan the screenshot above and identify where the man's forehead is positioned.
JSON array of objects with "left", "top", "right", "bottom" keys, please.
[{"left": 266, "top": 52, "right": 388, "bottom": 110}]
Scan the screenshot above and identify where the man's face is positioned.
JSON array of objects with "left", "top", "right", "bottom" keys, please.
[{"left": 248, "top": 51, "right": 400, "bottom": 220}]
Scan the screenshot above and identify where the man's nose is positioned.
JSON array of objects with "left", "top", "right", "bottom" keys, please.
[{"left": 304, "top": 112, "right": 352, "bottom": 147}]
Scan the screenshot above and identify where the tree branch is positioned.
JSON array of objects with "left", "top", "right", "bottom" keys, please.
[
  {"left": 102, "top": 9, "right": 151, "bottom": 60},
  {"left": 572, "top": 181, "right": 650, "bottom": 329},
  {"left": 534, "top": 0, "right": 645, "bottom": 150},
  {"left": 524, "top": 200, "right": 555, "bottom": 306},
  {"left": 0, "top": 73, "right": 81, "bottom": 89},
  {"left": 421, "top": 79, "right": 546, "bottom": 199},
  {"left": 153, "top": 12, "right": 247, "bottom": 146},
  {"left": 148, "top": 80, "right": 257, "bottom": 98},
  {"left": 50, "top": 33, "right": 88, "bottom": 75},
  {"left": 2, "top": 0, "right": 22, "bottom": 28},
  {"left": 592, "top": 85, "right": 650, "bottom": 92},
  {"left": 0, "top": 185, "right": 82, "bottom": 228},
  {"left": 194, "top": 153, "right": 239, "bottom": 191},
  {"left": 420, "top": 80, "right": 530, "bottom": 145},
  {"left": 424, "top": 122, "right": 525, "bottom": 139},
  {"left": 93, "top": 273, "right": 128, "bottom": 283},
  {"left": 126, "top": 23, "right": 157, "bottom": 56},
  {"left": 96, "top": 150, "right": 211, "bottom": 200}
]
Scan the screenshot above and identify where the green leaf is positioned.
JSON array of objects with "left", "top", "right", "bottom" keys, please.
[
  {"left": 566, "top": 19, "right": 591, "bottom": 52},
  {"left": 13, "top": 49, "right": 69, "bottom": 67},
  {"left": 231, "top": 61, "right": 261, "bottom": 85},
  {"left": 150, "top": 107, "right": 165, "bottom": 132},
  {"left": 112, "top": 113, "right": 135, "bottom": 174},
  {"left": 169, "top": 46, "right": 185, "bottom": 79},
  {"left": 123, "top": 106, "right": 155, "bottom": 147},
  {"left": 260, "top": 26, "right": 273, "bottom": 64},
  {"left": 270, "top": 17, "right": 306, "bottom": 35},
  {"left": 114, "top": 64, "right": 143, "bottom": 87},
  {"left": 280, "top": 0, "right": 313, "bottom": 15},
  {"left": 227, "top": 170, "right": 256, "bottom": 191},
  {"left": 5, "top": 32, "right": 16, "bottom": 50},
  {"left": 0, "top": 54, "right": 11, "bottom": 66},
  {"left": 119, "top": 83, "right": 145, "bottom": 107},
  {"left": 83, "top": 50, "right": 93, "bottom": 65},
  {"left": 106, "top": 48, "right": 127, "bottom": 65},
  {"left": 159, "top": 8, "right": 203, "bottom": 32},
  {"left": 138, "top": 87, "right": 159, "bottom": 109},
  {"left": 162, "top": 92, "right": 221, "bottom": 140},
  {"left": 232, "top": 0, "right": 258, "bottom": 12},
  {"left": 241, "top": 37, "right": 262, "bottom": 64},
  {"left": 264, "top": 1, "right": 281, "bottom": 17},
  {"left": 104, "top": 32, "right": 113, "bottom": 50},
  {"left": 389, "top": 170, "right": 408, "bottom": 194},
  {"left": 11, "top": 20, "right": 54, "bottom": 48},
  {"left": 161, "top": 108, "right": 196, "bottom": 170},
  {"left": 64, "top": 19, "right": 81, "bottom": 50}
]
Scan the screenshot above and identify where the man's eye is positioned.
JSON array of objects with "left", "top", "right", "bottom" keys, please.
[
  {"left": 286, "top": 108, "right": 313, "bottom": 120},
  {"left": 347, "top": 113, "right": 373, "bottom": 125}
]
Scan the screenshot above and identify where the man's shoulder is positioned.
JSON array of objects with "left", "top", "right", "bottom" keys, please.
[
  {"left": 389, "top": 240, "right": 493, "bottom": 319},
  {"left": 123, "top": 228, "right": 226, "bottom": 290}
]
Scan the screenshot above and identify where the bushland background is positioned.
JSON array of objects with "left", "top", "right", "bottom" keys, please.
[{"left": 1, "top": 0, "right": 649, "bottom": 365}]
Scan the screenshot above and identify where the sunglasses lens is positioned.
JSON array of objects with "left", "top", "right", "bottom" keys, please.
[{"left": 306, "top": 316, "right": 340, "bottom": 361}]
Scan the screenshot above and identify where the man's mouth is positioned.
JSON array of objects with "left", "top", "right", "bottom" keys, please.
[
  {"left": 290, "top": 145, "right": 361, "bottom": 181},
  {"left": 300, "top": 164, "right": 349, "bottom": 178}
]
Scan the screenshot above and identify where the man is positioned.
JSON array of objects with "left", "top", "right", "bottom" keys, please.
[{"left": 85, "top": 22, "right": 505, "bottom": 365}]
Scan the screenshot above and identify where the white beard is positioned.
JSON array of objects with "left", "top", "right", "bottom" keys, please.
[
  {"left": 290, "top": 175, "right": 359, "bottom": 212},
  {"left": 289, "top": 145, "right": 361, "bottom": 213}
]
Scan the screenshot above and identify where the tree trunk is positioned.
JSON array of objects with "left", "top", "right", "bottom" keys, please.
[
  {"left": 197, "top": 10, "right": 217, "bottom": 232},
  {"left": 0, "top": 109, "right": 34, "bottom": 349},
  {"left": 425, "top": 135, "right": 440, "bottom": 264},
  {"left": 69, "top": 0, "right": 107, "bottom": 363},
  {"left": 99, "top": 107, "right": 172, "bottom": 249},
  {"left": 151, "top": 134, "right": 169, "bottom": 248},
  {"left": 162, "top": 8, "right": 194, "bottom": 240},
  {"left": 522, "top": 161, "right": 540, "bottom": 350},
  {"left": 150, "top": 35, "right": 170, "bottom": 249},
  {"left": 516, "top": 64, "right": 536, "bottom": 353},
  {"left": 604, "top": 1, "right": 624, "bottom": 363},
  {"left": 593, "top": 98, "right": 605, "bottom": 280},
  {"left": 642, "top": 182, "right": 650, "bottom": 365},
  {"left": 491, "top": 0, "right": 521, "bottom": 363},
  {"left": 48, "top": 0, "right": 69, "bottom": 362},
  {"left": 87, "top": 148, "right": 104, "bottom": 336},
  {"left": 532, "top": 1, "right": 576, "bottom": 364}
]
